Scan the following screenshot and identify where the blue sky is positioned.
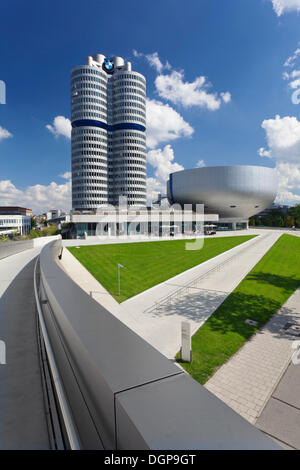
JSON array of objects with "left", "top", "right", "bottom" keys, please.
[{"left": 1, "top": 0, "right": 300, "bottom": 212}]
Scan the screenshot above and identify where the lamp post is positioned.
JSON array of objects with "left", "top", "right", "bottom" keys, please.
[{"left": 118, "top": 263, "right": 124, "bottom": 297}]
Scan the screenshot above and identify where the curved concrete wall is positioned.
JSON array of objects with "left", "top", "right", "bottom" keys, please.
[
  {"left": 167, "top": 166, "right": 278, "bottom": 218},
  {"left": 0, "top": 240, "right": 34, "bottom": 260},
  {"left": 38, "top": 240, "right": 278, "bottom": 450},
  {"left": 0, "top": 235, "right": 62, "bottom": 261}
]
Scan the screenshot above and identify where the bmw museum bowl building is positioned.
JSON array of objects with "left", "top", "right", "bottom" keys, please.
[{"left": 167, "top": 166, "right": 278, "bottom": 231}]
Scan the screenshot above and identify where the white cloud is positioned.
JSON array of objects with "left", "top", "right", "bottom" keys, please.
[
  {"left": 133, "top": 50, "right": 171, "bottom": 73},
  {"left": 46, "top": 116, "right": 71, "bottom": 139},
  {"left": 258, "top": 147, "right": 272, "bottom": 158},
  {"left": 290, "top": 69, "right": 300, "bottom": 78},
  {"left": 274, "top": 162, "right": 300, "bottom": 204},
  {"left": 259, "top": 114, "right": 300, "bottom": 204},
  {"left": 0, "top": 177, "right": 71, "bottom": 213},
  {"left": 59, "top": 171, "right": 71, "bottom": 179},
  {"left": 147, "top": 144, "right": 184, "bottom": 182},
  {"left": 275, "top": 190, "right": 300, "bottom": 204},
  {"left": 155, "top": 70, "right": 231, "bottom": 110},
  {"left": 146, "top": 52, "right": 164, "bottom": 73},
  {"left": 221, "top": 92, "right": 232, "bottom": 103},
  {"left": 284, "top": 47, "right": 300, "bottom": 69},
  {"left": 196, "top": 159, "right": 206, "bottom": 168},
  {"left": 0, "top": 126, "right": 12, "bottom": 141},
  {"left": 259, "top": 114, "right": 300, "bottom": 163},
  {"left": 283, "top": 71, "right": 290, "bottom": 80},
  {"left": 134, "top": 51, "right": 231, "bottom": 111},
  {"left": 146, "top": 177, "right": 166, "bottom": 203},
  {"left": 276, "top": 161, "right": 300, "bottom": 189},
  {"left": 289, "top": 77, "right": 300, "bottom": 89},
  {"left": 282, "top": 45, "right": 300, "bottom": 103},
  {"left": 146, "top": 145, "right": 184, "bottom": 203},
  {"left": 269, "top": 0, "right": 300, "bottom": 16},
  {"left": 146, "top": 98, "right": 194, "bottom": 148}
]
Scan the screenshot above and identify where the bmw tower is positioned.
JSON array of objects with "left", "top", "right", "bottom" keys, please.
[{"left": 71, "top": 54, "right": 147, "bottom": 210}]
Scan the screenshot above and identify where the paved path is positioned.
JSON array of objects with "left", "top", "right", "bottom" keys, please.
[
  {"left": 62, "top": 229, "right": 258, "bottom": 247},
  {"left": 62, "top": 231, "right": 280, "bottom": 358},
  {"left": 0, "top": 248, "right": 50, "bottom": 449},
  {"left": 205, "top": 288, "right": 300, "bottom": 426},
  {"left": 256, "top": 360, "right": 300, "bottom": 450},
  {"left": 122, "top": 231, "right": 280, "bottom": 357}
]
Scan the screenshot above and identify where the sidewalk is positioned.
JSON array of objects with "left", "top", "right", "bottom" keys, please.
[
  {"left": 61, "top": 231, "right": 280, "bottom": 358},
  {"left": 0, "top": 248, "right": 50, "bottom": 449},
  {"left": 62, "top": 229, "right": 258, "bottom": 247},
  {"left": 256, "top": 360, "right": 300, "bottom": 450}
]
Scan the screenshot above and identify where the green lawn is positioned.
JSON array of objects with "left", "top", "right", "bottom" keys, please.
[
  {"left": 179, "top": 234, "right": 300, "bottom": 384},
  {"left": 67, "top": 235, "right": 255, "bottom": 302}
]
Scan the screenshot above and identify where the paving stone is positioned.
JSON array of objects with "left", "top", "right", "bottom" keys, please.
[{"left": 205, "top": 285, "right": 300, "bottom": 425}]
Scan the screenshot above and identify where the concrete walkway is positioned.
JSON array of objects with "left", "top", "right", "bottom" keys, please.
[
  {"left": 256, "top": 360, "right": 300, "bottom": 450},
  {"left": 61, "top": 231, "right": 280, "bottom": 358},
  {"left": 62, "top": 229, "right": 258, "bottom": 247},
  {"left": 122, "top": 232, "right": 280, "bottom": 358},
  {"left": 0, "top": 248, "right": 50, "bottom": 449},
  {"left": 205, "top": 288, "right": 300, "bottom": 428}
]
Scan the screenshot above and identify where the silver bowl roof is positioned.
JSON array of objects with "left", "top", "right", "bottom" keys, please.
[{"left": 167, "top": 165, "right": 278, "bottom": 218}]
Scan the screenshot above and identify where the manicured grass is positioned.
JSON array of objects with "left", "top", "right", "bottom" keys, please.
[
  {"left": 178, "top": 234, "right": 300, "bottom": 384},
  {"left": 67, "top": 235, "right": 255, "bottom": 302}
]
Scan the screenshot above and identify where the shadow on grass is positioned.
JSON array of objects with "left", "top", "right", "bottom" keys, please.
[
  {"left": 168, "top": 272, "right": 300, "bottom": 340},
  {"left": 247, "top": 272, "right": 300, "bottom": 292},
  {"left": 153, "top": 275, "right": 300, "bottom": 342},
  {"left": 205, "top": 291, "right": 281, "bottom": 339},
  {"left": 204, "top": 288, "right": 300, "bottom": 341}
]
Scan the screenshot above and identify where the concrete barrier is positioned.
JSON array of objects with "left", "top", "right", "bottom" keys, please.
[
  {"left": 33, "top": 234, "right": 61, "bottom": 248},
  {"left": 38, "top": 240, "right": 279, "bottom": 450},
  {"left": 0, "top": 235, "right": 61, "bottom": 260}
]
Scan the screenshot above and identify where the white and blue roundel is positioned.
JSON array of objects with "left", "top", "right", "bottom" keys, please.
[{"left": 103, "top": 58, "right": 114, "bottom": 72}]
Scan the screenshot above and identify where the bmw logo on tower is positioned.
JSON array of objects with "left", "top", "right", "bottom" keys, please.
[{"left": 103, "top": 57, "right": 114, "bottom": 73}]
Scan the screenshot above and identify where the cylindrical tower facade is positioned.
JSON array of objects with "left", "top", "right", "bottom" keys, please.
[
  {"left": 109, "top": 70, "right": 147, "bottom": 206},
  {"left": 71, "top": 54, "right": 146, "bottom": 210},
  {"left": 71, "top": 64, "right": 109, "bottom": 210}
]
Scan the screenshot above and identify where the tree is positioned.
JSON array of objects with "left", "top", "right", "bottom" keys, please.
[
  {"left": 285, "top": 215, "right": 295, "bottom": 228},
  {"left": 272, "top": 216, "right": 284, "bottom": 227},
  {"left": 261, "top": 215, "right": 273, "bottom": 226},
  {"left": 29, "top": 228, "right": 39, "bottom": 238},
  {"left": 288, "top": 204, "right": 300, "bottom": 226}
]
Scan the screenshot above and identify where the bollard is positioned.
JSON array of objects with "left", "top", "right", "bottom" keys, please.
[{"left": 181, "top": 321, "right": 192, "bottom": 363}]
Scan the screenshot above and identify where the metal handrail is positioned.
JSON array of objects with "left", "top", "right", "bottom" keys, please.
[
  {"left": 33, "top": 257, "right": 81, "bottom": 450},
  {"left": 146, "top": 233, "right": 270, "bottom": 313}
]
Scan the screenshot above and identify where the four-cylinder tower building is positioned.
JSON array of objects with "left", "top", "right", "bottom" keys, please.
[{"left": 71, "top": 54, "right": 147, "bottom": 210}]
